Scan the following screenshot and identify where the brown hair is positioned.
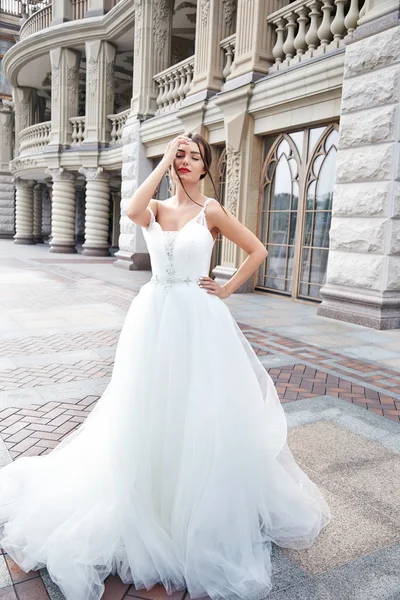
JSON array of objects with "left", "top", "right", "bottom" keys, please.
[{"left": 172, "top": 132, "right": 228, "bottom": 215}]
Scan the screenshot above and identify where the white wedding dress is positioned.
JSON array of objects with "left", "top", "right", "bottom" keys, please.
[{"left": 0, "top": 198, "right": 331, "bottom": 600}]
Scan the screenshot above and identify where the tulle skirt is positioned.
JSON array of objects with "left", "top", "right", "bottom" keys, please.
[{"left": 0, "top": 280, "right": 331, "bottom": 600}]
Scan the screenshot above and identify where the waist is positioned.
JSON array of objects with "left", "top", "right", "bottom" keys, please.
[{"left": 150, "top": 274, "right": 202, "bottom": 290}]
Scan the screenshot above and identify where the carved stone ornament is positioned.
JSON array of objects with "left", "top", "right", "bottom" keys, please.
[
  {"left": 19, "top": 99, "right": 29, "bottom": 131},
  {"left": 52, "top": 65, "right": 60, "bottom": 104},
  {"left": 12, "top": 158, "right": 38, "bottom": 173},
  {"left": 79, "top": 167, "right": 111, "bottom": 181},
  {"left": 153, "top": 0, "right": 170, "bottom": 58},
  {"left": 200, "top": 0, "right": 210, "bottom": 26},
  {"left": 46, "top": 168, "right": 76, "bottom": 182},
  {"left": 106, "top": 60, "right": 115, "bottom": 106},
  {"left": 13, "top": 176, "right": 35, "bottom": 188},
  {"left": 87, "top": 57, "right": 98, "bottom": 102},
  {"left": 222, "top": 0, "right": 237, "bottom": 28},
  {"left": 134, "top": 0, "right": 143, "bottom": 60},
  {"left": 67, "top": 65, "right": 78, "bottom": 107},
  {"left": 225, "top": 144, "right": 241, "bottom": 215}
]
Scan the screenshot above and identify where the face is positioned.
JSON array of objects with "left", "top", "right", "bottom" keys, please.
[{"left": 172, "top": 139, "right": 207, "bottom": 183}]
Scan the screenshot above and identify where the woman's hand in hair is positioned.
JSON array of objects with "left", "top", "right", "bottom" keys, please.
[{"left": 162, "top": 134, "right": 191, "bottom": 168}]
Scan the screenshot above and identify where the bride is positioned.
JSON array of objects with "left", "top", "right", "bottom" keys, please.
[{"left": 0, "top": 132, "right": 331, "bottom": 600}]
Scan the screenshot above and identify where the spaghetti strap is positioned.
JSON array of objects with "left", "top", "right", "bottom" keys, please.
[{"left": 146, "top": 205, "right": 156, "bottom": 228}]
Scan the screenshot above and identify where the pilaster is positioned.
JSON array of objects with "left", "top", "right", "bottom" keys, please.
[
  {"left": 51, "top": 0, "right": 73, "bottom": 24},
  {"left": 49, "top": 47, "right": 81, "bottom": 148},
  {"left": 212, "top": 85, "right": 256, "bottom": 292},
  {"left": 227, "top": 0, "right": 280, "bottom": 84},
  {"left": 131, "top": 0, "right": 172, "bottom": 119},
  {"left": 79, "top": 167, "right": 111, "bottom": 256},
  {"left": 14, "top": 87, "right": 35, "bottom": 154},
  {"left": 84, "top": 41, "right": 116, "bottom": 146},
  {"left": 187, "top": 0, "right": 236, "bottom": 98}
]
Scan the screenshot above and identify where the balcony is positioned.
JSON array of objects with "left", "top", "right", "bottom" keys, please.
[
  {"left": 19, "top": 122, "right": 51, "bottom": 156},
  {"left": 267, "top": 0, "right": 366, "bottom": 73}
]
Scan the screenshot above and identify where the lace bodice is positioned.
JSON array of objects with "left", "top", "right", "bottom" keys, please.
[{"left": 142, "top": 198, "right": 217, "bottom": 290}]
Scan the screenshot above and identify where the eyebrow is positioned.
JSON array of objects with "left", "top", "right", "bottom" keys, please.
[{"left": 177, "top": 148, "right": 201, "bottom": 155}]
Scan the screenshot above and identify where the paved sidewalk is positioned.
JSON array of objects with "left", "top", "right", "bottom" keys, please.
[{"left": 0, "top": 239, "right": 399, "bottom": 600}]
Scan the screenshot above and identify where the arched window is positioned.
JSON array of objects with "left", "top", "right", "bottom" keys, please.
[{"left": 258, "top": 124, "right": 338, "bottom": 301}]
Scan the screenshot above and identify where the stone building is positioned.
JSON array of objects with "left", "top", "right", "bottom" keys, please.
[{"left": 0, "top": 0, "right": 399, "bottom": 329}]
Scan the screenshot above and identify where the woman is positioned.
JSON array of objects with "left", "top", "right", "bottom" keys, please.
[{"left": 0, "top": 133, "right": 331, "bottom": 600}]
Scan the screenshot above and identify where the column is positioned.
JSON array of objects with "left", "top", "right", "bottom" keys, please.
[
  {"left": 114, "top": 0, "right": 172, "bottom": 270},
  {"left": 227, "top": 0, "right": 281, "bottom": 83},
  {"left": 14, "top": 178, "right": 35, "bottom": 245},
  {"left": 79, "top": 168, "right": 111, "bottom": 256},
  {"left": 42, "top": 182, "right": 52, "bottom": 242},
  {"left": 0, "top": 103, "right": 15, "bottom": 239},
  {"left": 49, "top": 47, "right": 80, "bottom": 148},
  {"left": 186, "top": 0, "right": 236, "bottom": 99},
  {"left": 111, "top": 190, "right": 121, "bottom": 251},
  {"left": 33, "top": 183, "right": 44, "bottom": 243},
  {"left": 84, "top": 41, "right": 115, "bottom": 146},
  {"left": 318, "top": 16, "right": 400, "bottom": 329},
  {"left": 47, "top": 168, "right": 77, "bottom": 253}
]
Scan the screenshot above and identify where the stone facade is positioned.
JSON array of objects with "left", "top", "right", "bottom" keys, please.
[{"left": 318, "top": 21, "right": 400, "bottom": 329}]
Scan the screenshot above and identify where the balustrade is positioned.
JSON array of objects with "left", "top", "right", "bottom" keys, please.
[
  {"left": 107, "top": 110, "right": 130, "bottom": 146},
  {"left": 72, "top": 0, "right": 87, "bottom": 19},
  {"left": 69, "top": 116, "right": 86, "bottom": 146},
  {"left": 19, "top": 122, "right": 51, "bottom": 155},
  {"left": 20, "top": 3, "right": 52, "bottom": 40},
  {"left": 220, "top": 34, "right": 236, "bottom": 80},
  {"left": 268, "top": 0, "right": 366, "bottom": 72},
  {"left": 153, "top": 56, "right": 194, "bottom": 115}
]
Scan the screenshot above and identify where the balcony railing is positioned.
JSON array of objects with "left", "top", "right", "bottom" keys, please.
[
  {"left": 267, "top": 0, "right": 366, "bottom": 72},
  {"left": 19, "top": 122, "right": 51, "bottom": 155},
  {"left": 153, "top": 55, "right": 194, "bottom": 116},
  {"left": 72, "top": 0, "right": 87, "bottom": 20},
  {"left": 108, "top": 109, "right": 130, "bottom": 145},
  {"left": 20, "top": 3, "right": 52, "bottom": 40},
  {"left": 70, "top": 116, "right": 86, "bottom": 146},
  {"left": 220, "top": 33, "right": 236, "bottom": 80}
]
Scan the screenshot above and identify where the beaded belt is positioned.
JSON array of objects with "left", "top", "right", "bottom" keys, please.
[{"left": 150, "top": 274, "right": 200, "bottom": 291}]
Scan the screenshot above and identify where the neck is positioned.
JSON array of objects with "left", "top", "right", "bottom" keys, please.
[{"left": 175, "top": 183, "right": 204, "bottom": 206}]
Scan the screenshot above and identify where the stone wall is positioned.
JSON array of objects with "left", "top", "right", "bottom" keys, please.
[{"left": 318, "top": 22, "right": 400, "bottom": 329}]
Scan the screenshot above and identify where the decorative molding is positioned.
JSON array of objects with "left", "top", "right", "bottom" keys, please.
[
  {"left": 87, "top": 57, "right": 98, "bottom": 102},
  {"left": 52, "top": 65, "right": 60, "bottom": 104},
  {"left": 67, "top": 65, "right": 78, "bottom": 106},
  {"left": 225, "top": 144, "right": 241, "bottom": 215},
  {"left": 153, "top": 0, "right": 170, "bottom": 58},
  {"left": 106, "top": 60, "right": 115, "bottom": 105},
  {"left": 79, "top": 166, "right": 111, "bottom": 181},
  {"left": 134, "top": 0, "right": 143, "bottom": 61},
  {"left": 12, "top": 158, "right": 38, "bottom": 172},
  {"left": 13, "top": 177, "right": 35, "bottom": 188},
  {"left": 222, "top": 0, "right": 237, "bottom": 28},
  {"left": 46, "top": 167, "right": 76, "bottom": 182},
  {"left": 200, "top": 0, "right": 210, "bottom": 26},
  {"left": 19, "top": 98, "right": 29, "bottom": 131}
]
